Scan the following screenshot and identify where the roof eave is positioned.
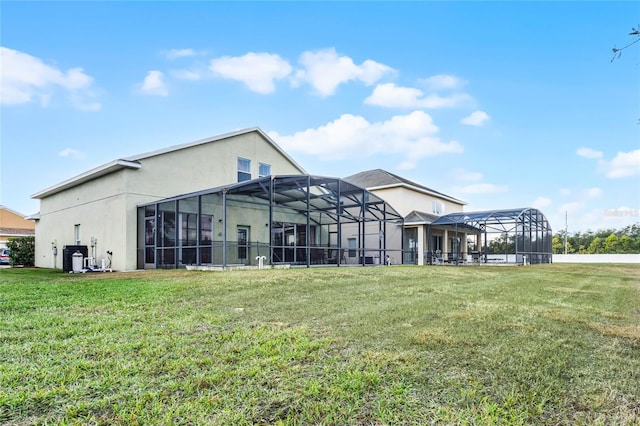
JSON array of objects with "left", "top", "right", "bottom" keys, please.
[{"left": 31, "top": 160, "right": 141, "bottom": 199}]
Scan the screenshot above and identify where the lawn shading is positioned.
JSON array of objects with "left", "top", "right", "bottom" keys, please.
[{"left": 1, "top": 264, "right": 638, "bottom": 425}]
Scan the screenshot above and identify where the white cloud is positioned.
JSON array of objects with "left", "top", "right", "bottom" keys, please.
[
  {"left": 460, "top": 110, "right": 490, "bottom": 126},
  {"left": 365, "top": 83, "right": 473, "bottom": 109},
  {"left": 453, "top": 168, "right": 483, "bottom": 181},
  {"left": 0, "top": 46, "right": 100, "bottom": 109},
  {"left": 559, "top": 201, "right": 584, "bottom": 215},
  {"left": 163, "top": 48, "right": 197, "bottom": 60},
  {"left": 598, "top": 149, "right": 640, "bottom": 178},
  {"left": 419, "top": 74, "right": 466, "bottom": 91},
  {"left": 170, "top": 69, "right": 201, "bottom": 81},
  {"left": 532, "top": 196, "right": 552, "bottom": 209},
  {"left": 58, "top": 148, "right": 84, "bottom": 159},
  {"left": 210, "top": 52, "right": 291, "bottom": 94},
  {"left": 576, "top": 147, "right": 603, "bottom": 159},
  {"left": 292, "top": 48, "right": 395, "bottom": 96},
  {"left": 270, "top": 110, "right": 462, "bottom": 163},
  {"left": 453, "top": 183, "right": 508, "bottom": 194},
  {"left": 583, "top": 187, "right": 602, "bottom": 199},
  {"left": 138, "top": 70, "right": 168, "bottom": 96},
  {"left": 397, "top": 161, "right": 417, "bottom": 171}
]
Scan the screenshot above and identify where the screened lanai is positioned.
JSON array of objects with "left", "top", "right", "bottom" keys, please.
[
  {"left": 429, "top": 208, "right": 552, "bottom": 264},
  {"left": 137, "top": 175, "right": 404, "bottom": 269}
]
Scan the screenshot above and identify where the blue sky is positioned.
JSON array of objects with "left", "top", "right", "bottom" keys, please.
[{"left": 1, "top": 1, "right": 639, "bottom": 233}]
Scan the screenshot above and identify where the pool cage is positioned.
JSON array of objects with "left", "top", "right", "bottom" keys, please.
[
  {"left": 137, "top": 175, "right": 404, "bottom": 269},
  {"left": 429, "top": 208, "right": 553, "bottom": 264}
]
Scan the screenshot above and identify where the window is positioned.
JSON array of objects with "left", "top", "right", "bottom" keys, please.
[
  {"left": 348, "top": 238, "right": 357, "bottom": 258},
  {"left": 237, "top": 157, "right": 251, "bottom": 182},
  {"left": 432, "top": 200, "right": 445, "bottom": 215},
  {"left": 200, "top": 215, "right": 213, "bottom": 245},
  {"left": 259, "top": 163, "right": 271, "bottom": 177},
  {"left": 180, "top": 213, "right": 198, "bottom": 246},
  {"left": 74, "top": 224, "right": 81, "bottom": 245}
]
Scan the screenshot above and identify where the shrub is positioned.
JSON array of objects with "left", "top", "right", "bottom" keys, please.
[{"left": 6, "top": 236, "right": 35, "bottom": 267}]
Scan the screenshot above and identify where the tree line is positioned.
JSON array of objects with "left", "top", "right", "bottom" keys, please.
[{"left": 552, "top": 223, "right": 640, "bottom": 254}]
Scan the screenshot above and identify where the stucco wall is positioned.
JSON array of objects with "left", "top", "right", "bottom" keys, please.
[
  {"left": 128, "top": 132, "right": 302, "bottom": 199},
  {"left": 35, "top": 170, "right": 128, "bottom": 270},
  {"left": 35, "top": 192, "right": 128, "bottom": 270},
  {"left": 370, "top": 187, "right": 464, "bottom": 217}
]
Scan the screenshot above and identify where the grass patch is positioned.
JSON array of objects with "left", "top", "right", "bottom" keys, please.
[{"left": 1, "top": 264, "right": 639, "bottom": 424}]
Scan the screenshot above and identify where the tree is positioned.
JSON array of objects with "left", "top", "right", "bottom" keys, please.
[
  {"left": 554, "top": 223, "right": 640, "bottom": 254},
  {"left": 488, "top": 233, "right": 515, "bottom": 254},
  {"left": 5, "top": 236, "right": 35, "bottom": 267},
  {"left": 602, "top": 233, "right": 619, "bottom": 253},
  {"left": 587, "top": 237, "right": 602, "bottom": 254},
  {"left": 611, "top": 26, "right": 640, "bottom": 62},
  {"left": 618, "top": 235, "right": 633, "bottom": 253}
]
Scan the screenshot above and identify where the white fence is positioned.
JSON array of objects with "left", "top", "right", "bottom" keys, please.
[{"left": 553, "top": 254, "right": 640, "bottom": 264}]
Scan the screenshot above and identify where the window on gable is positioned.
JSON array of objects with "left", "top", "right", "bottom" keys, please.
[
  {"left": 432, "top": 200, "right": 445, "bottom": 215},
  {"left": 237, "top": 157, "right": 251, "bottom": 182},
  {"left": 259, "top": 162, "right": 271, "bottom": 178}
]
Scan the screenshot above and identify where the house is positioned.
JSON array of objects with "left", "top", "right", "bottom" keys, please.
[
  {"left": 31, "top": 128, "right": 307, "bottom": 271},
  {"left": 0, "top": 206, "right": 35, "bottom": 248},
  {"left": 344, "top": 169, "right": 476, "bottom": 265},
  {"left": 31, "top": 128, "right": 551, "bottom": 271}
]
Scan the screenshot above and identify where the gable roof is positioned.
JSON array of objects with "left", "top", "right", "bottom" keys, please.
[
  {"left": 404, "top": 210, "right": 441, "bottom": 224},
  {"left": 32, "top": 127, "right": 306, "bottom": 200},
  {"left": 0, "top": 205, "right": 29, "bottom": 218},
  {"left": 344, "top": 169, "right": 466, "bottom": 205}
]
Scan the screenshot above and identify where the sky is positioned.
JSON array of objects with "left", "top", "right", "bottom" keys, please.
[{"left": 1, "top": 1, "right": 639, "bottom": 234}]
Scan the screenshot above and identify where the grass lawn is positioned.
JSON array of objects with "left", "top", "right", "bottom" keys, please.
[{"left": 1, "top": 264, "right": 639, "bottom": 425}]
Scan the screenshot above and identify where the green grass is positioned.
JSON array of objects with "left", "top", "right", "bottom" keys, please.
[{"left": 1, "top": 264, "right": 639, "bottom": 425}]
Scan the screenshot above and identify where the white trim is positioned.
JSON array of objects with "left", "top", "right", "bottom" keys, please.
[
  {"left": 25, "top": 213, "right": 40, "bottom": 221},
  {"left": 31, "top": 160, "right": 142, "bottom": 199}
]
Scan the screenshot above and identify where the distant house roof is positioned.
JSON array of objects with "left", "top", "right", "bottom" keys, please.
[
  {"left": 32, "top": 127, "right": 306, "bottom": 200},
  {"left": 344, "top": 169, "right": 466, "bottom": 205},
  {"left": 0, "top": 206, "right": 37, "bottom": 229},
  {"left": 0, "top": 205, "right": 28, "bottom": 217},
  {"left": 0, "top": 227, "right": 35, "bottom": 236}
]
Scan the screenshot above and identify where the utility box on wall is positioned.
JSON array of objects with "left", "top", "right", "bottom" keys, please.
[{"left": 62, "top": 245, "right": 88, "bottom": 272}]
